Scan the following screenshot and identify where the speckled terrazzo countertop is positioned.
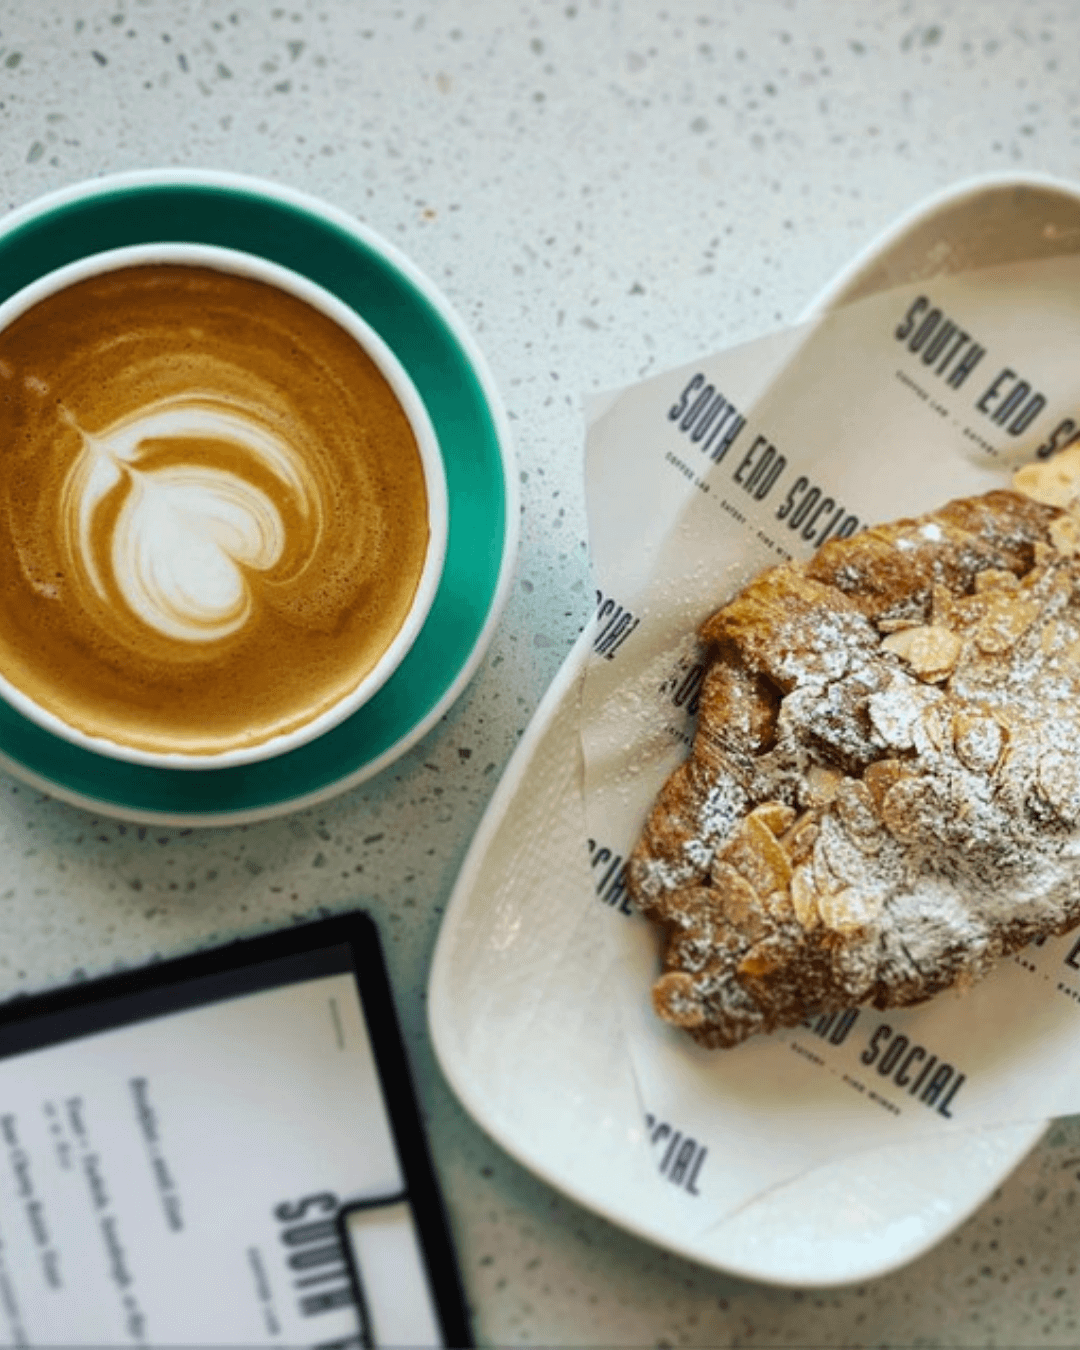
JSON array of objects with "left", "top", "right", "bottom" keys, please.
[{"left": 2, "top": 1, "right": 1080, "bottom": 1344}]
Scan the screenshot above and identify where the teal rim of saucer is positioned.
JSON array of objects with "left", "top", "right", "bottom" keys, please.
[{"left": 0, "top": 177, "right": 511, "bottom": 821}]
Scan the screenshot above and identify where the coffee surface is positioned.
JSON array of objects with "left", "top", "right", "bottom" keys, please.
[{"left": 0, "top": 263, "right": 431, "bottom": 755}]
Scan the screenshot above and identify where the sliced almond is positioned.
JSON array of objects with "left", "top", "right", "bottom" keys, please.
[
  {"left": 974, "top": 595, "right": 1039, "bottom": 654},
  {"left": 804, "top": 764, "right": 842, "bottom": 808},
  {"left": 834, "top": 779, "right": 875, "bottom": 831},
  {"left": 1049, "top": 513, "right": 1080, "bottom": 557},
  {"left": 952, "top": 710, "right": 1007, "bottom": 776},
  {"left": 782, "top": 814, "right": 819, "bottom": 867},
  {"left": 709, "top": 862, "right": 768, "bottom": 943},
  {"left": 863, "top": 758, "right": 908, "bottom": 807},
  {"left": 790, "top": 863, "right": 820, "bottom": 930},
  {"left": 762, "top": 886, "right": 796, "bottom": 921},
  {"left": 1036, "top": 749, "right": 1080, "bottom": 826},
  {"left": 930, "top": 582, "right": 958, "bottom": 627},
  {"left": 738, "top": 944, "right": 781, "bottom": 978},
  {"left": 867, "top": 676, "right": 928, "bottom": 748},
  {"left": 915, "top": 702, "right": 950, "bottom": 755},
  {"left": 1013, "top": 446, "right": 1080, "bottom": 507},
  {"left": 718, "top": 813, "right": 793, "bottom": 896},
  {"left": 652, "top": 971, "right": 707, "bottom": 1028},
  {"left": 879, "top": 777, "right": 929, "bottom": 842},
  {"left": 974, "top": 568, "right": 1021, "bottom": 593},
  {"left": 817, "top": 885, "right": 881, "bottom": 936},
  {"left": 748, "top": 800, "right": 796, "bottom": 838},
  {"left": 881, "top": 624, "right": 962, "bottom": 682}
]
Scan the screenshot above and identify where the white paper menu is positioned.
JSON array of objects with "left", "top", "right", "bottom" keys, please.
[
  {"left": 0, "top": 927, "right": 460, "bottom": 1347},
  {"left": 579, "top": 249, "right": 1080, "bottom": 1224}
]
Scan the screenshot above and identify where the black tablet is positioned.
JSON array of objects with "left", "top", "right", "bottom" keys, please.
[{"left": 0, "top": 911, "right": 471, "bottom": 1348}]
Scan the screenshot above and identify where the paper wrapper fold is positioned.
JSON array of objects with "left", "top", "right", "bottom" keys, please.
[{"left": 580, "top": 252, "right": 1080, "bottom": 1226}]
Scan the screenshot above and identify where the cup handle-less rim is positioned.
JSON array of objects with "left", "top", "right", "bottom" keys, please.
[{"left": 0, "top": 241, "right": 450, "bottom": 770}]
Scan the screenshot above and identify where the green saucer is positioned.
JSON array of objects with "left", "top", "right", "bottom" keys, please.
[{"left": 0, "top": 172, "right": 516, "bottom": 824}]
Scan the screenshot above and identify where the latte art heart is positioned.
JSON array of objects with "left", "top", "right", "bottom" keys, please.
[
  {"left": 62, "top": 396, "right": 311, "bottom": 644},
  {"left": 0, "top": 262, "right": 433, "bottom": 757}
]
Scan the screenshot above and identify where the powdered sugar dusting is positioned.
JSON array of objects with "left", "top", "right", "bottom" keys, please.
[{"left": 629, "top": 485, "right": 1080, "bottom": 1048}]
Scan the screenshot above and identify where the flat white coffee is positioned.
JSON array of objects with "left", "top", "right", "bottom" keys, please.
[{"left": 0, "top": 261, "right": 432, "bottom": 757}]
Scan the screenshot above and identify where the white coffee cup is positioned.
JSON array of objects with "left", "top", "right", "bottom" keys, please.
[{"left": 0, "top": 243, "right": 448, "bottom": 769}]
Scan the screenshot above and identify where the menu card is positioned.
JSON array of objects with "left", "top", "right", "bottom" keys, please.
[{"left": 0, "top": 914, "right": 469, "bottom": 1348}]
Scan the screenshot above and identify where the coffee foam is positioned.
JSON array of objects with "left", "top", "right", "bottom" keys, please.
[
  {"left": 64, "top": 395, "right": 303, "bottom": 642},
  {"left": 0, "top": 263, "right": 431, "bottom": 755}
]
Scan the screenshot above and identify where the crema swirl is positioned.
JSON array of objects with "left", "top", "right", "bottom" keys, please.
[{"left": 0, "top": 263, "right": 432, "bottom": 757}]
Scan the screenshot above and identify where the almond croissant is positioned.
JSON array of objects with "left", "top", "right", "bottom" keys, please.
[{"left": 627, "top": 471, "right": 1080, "bottom": 1048}]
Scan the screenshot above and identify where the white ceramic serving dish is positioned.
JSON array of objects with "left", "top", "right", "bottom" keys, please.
[{"left": 429, "top": 173, "right": 1080, "bottom": 1287}]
